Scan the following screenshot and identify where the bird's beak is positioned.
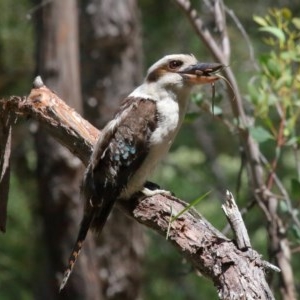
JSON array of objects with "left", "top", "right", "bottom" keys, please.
[{"left": 179, "top": 63, "right": 223, "bottom": 84}]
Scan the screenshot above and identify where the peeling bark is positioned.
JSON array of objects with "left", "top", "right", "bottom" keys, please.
[{"left": 0, "top": 83, "right": 277, "bottom": 299}]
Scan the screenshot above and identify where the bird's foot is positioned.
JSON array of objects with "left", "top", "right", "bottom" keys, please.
[{"left": 141, "top": 187, "right": 172, "bottom": 197}]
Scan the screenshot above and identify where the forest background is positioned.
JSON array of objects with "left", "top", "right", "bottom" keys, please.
[{"left": 0, "top": 0, "right": 299, "bottom": 299}]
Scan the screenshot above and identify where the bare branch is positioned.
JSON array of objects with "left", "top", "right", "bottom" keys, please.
[
  {"left": 0, "top": 107, "right": 15, "bottom": 232},
  {"left": 173, "top": 0, "right": 246, "bottom": 121},
  {"left": 260, "top": 154, "right": 300, "bottom": 230},
  {"left": 173, "top": 0, "right": 224, "bottom": 63},
  {"left": 214, "top": 0, "right": 230, "bottom": 63},
  {"left": 224, "top": 6, "right": 259, "bottom": 70},
  {"left": 1, "top": 85, "right": 99, "bottom": 166},
  {"left": 222, "top": 190, "right": 251, "bottom": 250},
  {"left": 0, "top": 82, "right": 277, "bottom": 299},
  {"left": 172, "top": 2, "right": 297, "bottom": 297}
]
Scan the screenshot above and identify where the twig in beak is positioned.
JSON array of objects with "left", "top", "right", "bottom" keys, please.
[
  {"left": 211, "top": 82, "right": 215, "bottom": 116},
  {"left": 214, "top": 73, "right": 236, "bottom": 102}
]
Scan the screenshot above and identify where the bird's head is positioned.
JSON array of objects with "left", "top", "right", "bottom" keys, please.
[{"left": 146, "top": 54, "right": 223, "bottom": 94}]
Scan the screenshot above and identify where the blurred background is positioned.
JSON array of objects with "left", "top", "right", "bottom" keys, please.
[{"left": 0, "top": 0, "right": 299, "bottom": 299}]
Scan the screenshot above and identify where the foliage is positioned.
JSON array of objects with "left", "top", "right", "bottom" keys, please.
[
  {"left": 249, "top": 8, "right": 300, "bottom": 244},
  {"left": 147, "top": 6, "right": 300, "bottom": 299}
]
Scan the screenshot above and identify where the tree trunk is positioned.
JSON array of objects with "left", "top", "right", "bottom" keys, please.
[
  {"left": 79, "top": 1, "right": 145, "bottom": 299},
  {"left": 34, "top": 1, "right": 100, "bottom": 299}
]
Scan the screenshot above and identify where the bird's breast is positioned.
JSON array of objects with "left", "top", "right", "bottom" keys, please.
[
  {"left": 121, "top": 98, "right": 184, "bottom": 198},
  {"left": 150, "top": 98, "right": 180, "bottom": 145}
]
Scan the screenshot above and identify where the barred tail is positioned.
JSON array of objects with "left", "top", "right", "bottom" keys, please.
[{"left": 59, "top": 210, "right": 95, "bottom": 292}]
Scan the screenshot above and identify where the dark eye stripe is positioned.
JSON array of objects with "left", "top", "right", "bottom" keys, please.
[{"left": 169, "top": 60, "right": 183, "bottom": 70}]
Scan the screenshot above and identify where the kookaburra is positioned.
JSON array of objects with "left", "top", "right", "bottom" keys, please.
[{"left": 60, "top": 54, "right": 222, "bottom": 290}]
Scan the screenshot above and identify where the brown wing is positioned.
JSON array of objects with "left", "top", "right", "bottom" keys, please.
[
  {"left": 91, "top": 98, "right": 156, "bottom": 195},
  {"left": 60, "top": 97, "right": 157, "bottom": 291},
  {"left": 88, "top": 96, "right": 157, "bottom": 228}
]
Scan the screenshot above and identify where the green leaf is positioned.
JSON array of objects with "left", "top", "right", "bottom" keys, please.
[
  {"left": 171, "top": 191, "right": 211, "bottom": 222},
  {"left": 290, "top": 224, "right": 300, "bottom": 240},
  {"left": 259, "top": 26, "right": 285, "bottom": 44},
  {"left": 285, "top": 136, "right": 299, "bottom": 146},
  {"left": 249, "top": 126, "right": 274, "bottom": 143},
  {"left": 281, "top": 8, "right": 292, "bottom": 20},
  {"left": 253, "top": 15, "right": 268, "bottom": 27},
  {"left": 280, "top": 50, "right": 296, "bottom": 61},
  {"left": 279, "top": 200, "right": 289, "bottom": 213},
  {"left": 247, "top": 82, "right": 259, "bottom": 103},
  {"left": 275, "top": 70, "right": 292, "bottom": 88},
  {"left": 166, "top": 191, "right": 211, "bottom": 240},
  {"left": 292, "top": 18, "right": 300, "bottom": 29},
  {"left": 258, "top": 53, "right": 271, "bottom": 66},
  {"left": 266, "top": 57, "right": 281, "bottom": 78}
]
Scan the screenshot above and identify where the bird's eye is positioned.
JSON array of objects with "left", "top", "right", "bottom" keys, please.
[{"left": 168, "top": 60, "right": 183, "bottom": 70}]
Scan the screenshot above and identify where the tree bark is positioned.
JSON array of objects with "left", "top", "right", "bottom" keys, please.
[
  {"left": 79, "top": 1, "right": 145, "bottom": 299},
  {"left": 0, "top": 86, "right": 277, "bottom": 299},
  {"left": 34, "top": 1, "right": 100, "bottom": 299},
  {"left": 80, "top": 0, "right": 143, "bottom": 126}
]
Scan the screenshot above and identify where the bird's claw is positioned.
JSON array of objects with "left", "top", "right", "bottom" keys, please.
[{"left": 141, "top": 187, "right": 172, "bottom": 197}]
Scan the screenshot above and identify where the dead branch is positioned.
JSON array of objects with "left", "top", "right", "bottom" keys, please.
[
  {"left": 0, "top": 105, "right": 14, "bottom": 232},
  {"left": 0, "top": 81, "right": 278, "bottom": 299},
  {"left": 222, "top": 190, "right": 251, "bottom": 250},
  {"left": 172, "top": 1, "right": 296, "bottom": 298}
]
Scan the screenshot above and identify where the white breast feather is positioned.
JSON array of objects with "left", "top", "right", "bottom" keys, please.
[{"left": 120, "top": 86, "right": 189, "bottom": 199}]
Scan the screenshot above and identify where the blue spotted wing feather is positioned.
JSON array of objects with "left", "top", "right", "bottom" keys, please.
[
  {"left": 60, "top": 97, "right": 157, "bottom": 291},
  {"left": 89, "top": 97, "right": 157, "bottom": 228}
]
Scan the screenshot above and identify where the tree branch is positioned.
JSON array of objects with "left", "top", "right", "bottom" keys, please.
[
  {"left": 172, "top": 1, "right": 296, "bottom": 298},
  {"left": 0, "top": 81, "right": 277, "bottom": 299},
  {"left": 222, "top": 190, "right": 251, "bottom": 250},
  {"left": 0, "top": 106, "right": 14, "bottom": 232}
]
